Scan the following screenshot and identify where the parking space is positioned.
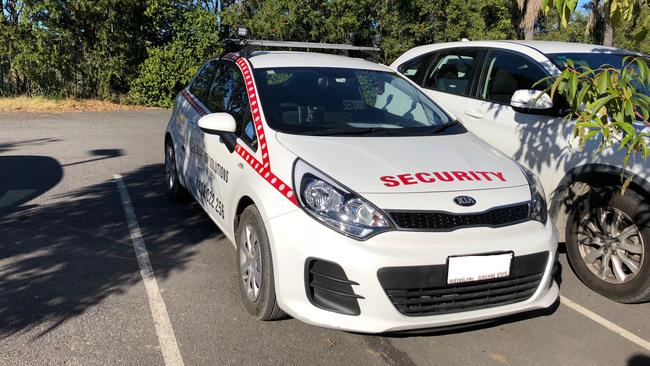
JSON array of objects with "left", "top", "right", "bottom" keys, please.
[{"left": 1, "top": 111, "right": 648, "bottom": 365}]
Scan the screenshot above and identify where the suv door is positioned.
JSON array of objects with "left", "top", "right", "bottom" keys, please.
[{"left": 460, "top": 50, "right": 570, "bottom": 189}]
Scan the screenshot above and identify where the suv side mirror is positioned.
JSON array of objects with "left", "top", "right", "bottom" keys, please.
[
  {"left": 198, "top": 113, "right": 238, "bottom": 153},
  {"left": 510, "top": 89, "right": 554, "bottom": 114}
]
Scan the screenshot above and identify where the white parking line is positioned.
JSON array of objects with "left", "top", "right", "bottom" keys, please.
[
  {"left": 561, "top": 295, "right": 650, "bottom": 351},
  {"left": 114, "top": 174, "right": 185, "bottom": 366}
]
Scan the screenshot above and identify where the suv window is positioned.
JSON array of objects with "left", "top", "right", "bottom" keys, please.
[
  {"left": 423, "top": 50, "right": 479, "bottom": 96},
  {"left": 206, "top": 62, "right": 257, "bottom": 149},
  {"left": 480, "top": 51, "right": 548, "bottom": 104},
  {"left": 398, "top": 54, "right": 431, "bottom": 83},
  {"left": 189, "top": 60, "right": 219, "bottom": 104}
]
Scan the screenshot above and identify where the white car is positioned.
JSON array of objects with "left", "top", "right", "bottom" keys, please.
[
  {"left": 164, "top": 41, "right": 559, "bottom": 333},
  {"left": 392, "top": 40, "right": 650, "bottom": 303}
]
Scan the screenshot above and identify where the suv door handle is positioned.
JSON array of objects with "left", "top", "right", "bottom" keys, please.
[{"left": 464, "top": 110, "right": 484, "bottom": 119}]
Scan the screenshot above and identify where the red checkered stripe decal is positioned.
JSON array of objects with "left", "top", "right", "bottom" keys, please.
[{"left": 182, "top": 55, "right": 298, "bottom": 206}]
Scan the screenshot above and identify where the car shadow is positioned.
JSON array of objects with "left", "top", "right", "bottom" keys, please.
[{"left": 0, "top": 163, "right": 218, "bottom": 339}]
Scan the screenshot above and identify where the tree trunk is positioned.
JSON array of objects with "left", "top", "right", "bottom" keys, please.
[
  {"left": 520, "top": 0, "right": 542, "bottom": 40},
  {"left": 603, "top": 3, "right": 613, "bottom": 46}
]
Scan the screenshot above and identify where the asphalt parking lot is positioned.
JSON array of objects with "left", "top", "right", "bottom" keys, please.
[{"left": 1, "top": 110, "right": 649, "bottom": 366}]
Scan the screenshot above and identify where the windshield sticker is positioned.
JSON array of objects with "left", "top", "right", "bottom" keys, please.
[
  {"left": 342, "top": 100, "right": 366, "bottom": 111},
  {"left": 380, "top": 171, "right": 506, "bottom": 187}
]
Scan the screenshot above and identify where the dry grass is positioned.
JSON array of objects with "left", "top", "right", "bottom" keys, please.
[{"left": 0, "top": 96, "right": 157, "bottom": 112}]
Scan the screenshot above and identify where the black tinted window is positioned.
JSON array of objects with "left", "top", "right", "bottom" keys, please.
[
  {"left": 206, "top": 63, "right": 257, "bottom": 149},
  {"left": 398, "top": 54, "right": 431, "bottom": 83},
  {"left": 189, "top": 60, "right": 219, "bottom": 104},
  {"left": 481, "top": 51, "right": 548, "bottom": 104},
  {"left": 424, "top": 50, "right": 479, "bottom": 96}
]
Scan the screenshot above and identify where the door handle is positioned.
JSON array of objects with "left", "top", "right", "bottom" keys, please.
[{"left": 464, "top": 110, "right": 484, "bottom": 119}]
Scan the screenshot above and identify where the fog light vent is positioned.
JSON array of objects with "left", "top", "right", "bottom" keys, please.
[{"left": 305, "top": 258, "right": 362, "bottom": 315}]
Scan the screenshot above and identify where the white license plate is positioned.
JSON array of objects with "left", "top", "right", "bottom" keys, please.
[{"left": 447, "top": 253, "right": 513, "bottom": 285}]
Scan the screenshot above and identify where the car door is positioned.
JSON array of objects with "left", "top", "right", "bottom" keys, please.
[
  {"left": 185, "top": 60, "right": 222, "bottom": 211},
  {"left": 200, "top": 60, "right": 258, "bottom": 227},
  {"left": 459, "top": 49, "right": 571, "bottom": 192}
]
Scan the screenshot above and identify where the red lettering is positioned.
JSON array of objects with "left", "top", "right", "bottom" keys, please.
[
  {"left": 397, "top": 174, "right": 417, "bottom": 185},
  {"left": 415, "top": 172, "right": 435, "bottom": 183},
  {"left": 452, "top": 171, "right": 472, "bottom": 181},
  {"left": 468, "top": 171, "right": 481, "bottom": 180},
  {"left": 380, "top": 176, "right": 400, "bottom": 187},
  {"left": 476, "top": 171, "right": 492, "bottom": 181},
  {"left": 433, "top": 172, "right": 454, "bottom": 182},
  {"left": 490, "top": 172, "right": 506, "bottom": 182}
]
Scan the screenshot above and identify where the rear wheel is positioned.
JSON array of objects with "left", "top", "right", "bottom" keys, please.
[
  {"left": 566, "top": 187, "right": 650, "bottom": 303},
  {"left": 235, "top": 205, "right": 286, "bottom": 320},
  {"left": 164, "top": 140, "right": 189, "bottom": 202}
]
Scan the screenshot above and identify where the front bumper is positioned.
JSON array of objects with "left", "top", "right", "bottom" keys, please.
[{"left": 265, "top": 209, "right": 559, "bottom": 333}]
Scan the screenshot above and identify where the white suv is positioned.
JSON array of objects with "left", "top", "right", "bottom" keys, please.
[
  {"left": 164, "top": 43, "right": 558, "bottom": 333},
  {"left": 392, "top": 40, "right": 650, "bottom": 303}
]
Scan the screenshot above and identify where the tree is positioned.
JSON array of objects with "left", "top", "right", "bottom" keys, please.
[{"left": 541, "top": 0, "right": 649, "bottom": 179}]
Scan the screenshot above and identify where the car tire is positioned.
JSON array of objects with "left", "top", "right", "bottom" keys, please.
[
  {"left": 565, "top": 186, "right": 650, "bottom": 303},
  {"left": 164, "top": 140, "right": 190, "bottom": 202},
  {"left": 235, "top": 205, "right": 287, "bottom": 320}
]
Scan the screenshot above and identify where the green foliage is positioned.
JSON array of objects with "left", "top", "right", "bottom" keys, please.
[
  {"left": 541, "top": 58, "right": 650, "bottom": 184},
  {"left": 129, "top": 4, "right": 222, "bottom": 107}
]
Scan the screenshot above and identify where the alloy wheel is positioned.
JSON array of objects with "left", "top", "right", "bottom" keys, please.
[
  {"left": 577, "top": 207, "right": 645, "bottom": 284},
  {"left": 239, "top": 223, "right": 262, "bottom": 302}
]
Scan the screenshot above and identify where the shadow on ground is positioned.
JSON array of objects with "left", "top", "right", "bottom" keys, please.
[{"left": 0, "top": 163, "right": 219, "bottom": 339}]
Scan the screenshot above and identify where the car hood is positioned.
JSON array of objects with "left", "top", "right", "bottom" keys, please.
[{"left": 276, "top": 131, "right": 529, "bottom": 194}]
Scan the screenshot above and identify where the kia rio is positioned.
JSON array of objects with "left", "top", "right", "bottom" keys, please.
[{"left": 164, "top": 49, "right": 559, "bottom": 333}]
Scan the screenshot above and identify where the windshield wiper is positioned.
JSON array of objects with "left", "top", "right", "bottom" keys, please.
[{"left": 430, "top": 120, "right": 460, "bottom": 134}]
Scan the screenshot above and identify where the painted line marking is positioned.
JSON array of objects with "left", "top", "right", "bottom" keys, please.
[
  {"left": 114, "top": 174, "right": 185, "bottom": 366},
  {"left": 561, "top": 295, "right": 650, "bottom": 351}
]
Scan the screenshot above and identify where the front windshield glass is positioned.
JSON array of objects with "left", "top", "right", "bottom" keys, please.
[
  {"left": 252, "top": 67, "right": 456, "bottom": 136},
  {"left": 548, "top": 53, "right": 650, "bottom": 94}
]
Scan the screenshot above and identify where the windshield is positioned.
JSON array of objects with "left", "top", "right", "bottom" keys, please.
[{"left": 252, "top": 67, "right": 458, "bottom": 136}]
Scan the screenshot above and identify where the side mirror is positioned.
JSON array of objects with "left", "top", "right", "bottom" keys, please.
[
  {"left": 198, "top": 113, "right": 238, "bottom": 153},
  {"left": 510, "top": 89, "right": 554, "bottom": 114}
]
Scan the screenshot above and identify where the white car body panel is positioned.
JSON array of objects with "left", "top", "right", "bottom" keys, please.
[{"left": 165, "top": 50, "right": 558, "bottom": 333}]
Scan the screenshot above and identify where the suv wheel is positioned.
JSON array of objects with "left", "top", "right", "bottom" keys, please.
[
  {"left": 235, "top": 205, "right": 287, "bottom": 320},
  {"left": 566, "top": 187, "right": 650, "bottom": 303},
  {"left": 164, "top": 140, "right": 189, "bottom": 202}
]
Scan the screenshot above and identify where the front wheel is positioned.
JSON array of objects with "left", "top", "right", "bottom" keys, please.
[
  {"left": 235, "top": 205, "right": 286, "bottom": 320},
  {"left": 566, "top": 187, "right": 650, "bottom": 303}
]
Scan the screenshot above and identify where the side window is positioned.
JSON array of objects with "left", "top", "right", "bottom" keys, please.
[
  {"left": 398, "top": 54, "right": 432, "bottom": 83},
  {"left": 480, "top": 51, "right": 548, "bottom": 104},
  {"left": 189, "top": 60, "right": 219, "bottom": 104},
  {"left": 423, "top": 50, "right": 479, "bottom": 96},
  {"left": 206, "top": 62, "right": 258, "bottom": 149}
]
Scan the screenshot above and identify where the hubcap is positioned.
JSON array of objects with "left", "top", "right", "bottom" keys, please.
[
  {"left": 239, "top": 224, "right": 262, "bottom": 302},
  {"left": 165, "top": 145, "right": 175, "bottom": 190},
  {"left": 577, "top": 207, "right": 644, "bottom": 284}
]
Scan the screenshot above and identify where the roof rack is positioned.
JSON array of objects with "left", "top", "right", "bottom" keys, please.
[{"left": 223, "top": 38, "right": 381, "bottom": 62}]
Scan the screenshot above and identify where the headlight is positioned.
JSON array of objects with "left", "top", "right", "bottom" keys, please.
[
  {"left": 293, "top": 159, "right": 392, "bottom": 239},
  {"left": 521, "top": 167, "right": 547, "bottom": 224}
]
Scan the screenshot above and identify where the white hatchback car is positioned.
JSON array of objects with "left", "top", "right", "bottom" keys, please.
[
  {"left": 164, "top": 43, "right": 559, "bottom": 333},
  {"left": 392, "top": 40, "right": 650, "bottom": 303}
]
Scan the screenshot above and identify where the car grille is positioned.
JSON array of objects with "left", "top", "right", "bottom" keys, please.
[
  {"left": 388, "top": 203, "right": 530, "bottom": 231},
  {"left": 377, "top": 252, "right": 548, "bottom": 317}
]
